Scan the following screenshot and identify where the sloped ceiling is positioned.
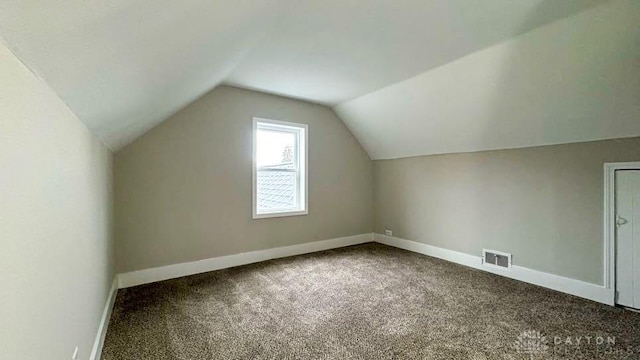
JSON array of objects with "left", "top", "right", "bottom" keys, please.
[
  {"left": 0, "top": 0, "right": 608, "bottom": 151},
  {"left": 0, "top": 0, "right": 282, "bottom": 150},
  {"left": 225, "top": 0, "right": 606, "bottom": 105},
  {"left": 336, "top": 0, "right": 640, "bottom": 159}
]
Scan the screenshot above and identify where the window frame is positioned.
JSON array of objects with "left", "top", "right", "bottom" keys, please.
[{"left": 252, "top": 117, "right": 308, "bottom": 219}]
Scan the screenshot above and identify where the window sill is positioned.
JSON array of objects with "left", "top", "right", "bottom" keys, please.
[{"left": 252, "top": 210, "right": 308, "bottom": 219}]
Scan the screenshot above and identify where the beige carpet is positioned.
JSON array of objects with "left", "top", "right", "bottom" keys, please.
[{"left": 102, "top": 243, "right": 640, "bottom": 359}]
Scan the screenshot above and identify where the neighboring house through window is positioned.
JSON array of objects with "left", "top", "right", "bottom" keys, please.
[{"left": 252, "top": 118, "right": 308, "bottom": 218}]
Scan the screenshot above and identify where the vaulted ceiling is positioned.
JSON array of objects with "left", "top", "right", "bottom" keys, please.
[
  {"left": 2, "top": 0, "right": 637, "bottom": 156},
  {"left": 336, "top": 0, "right": 640, "bottom": 158}
]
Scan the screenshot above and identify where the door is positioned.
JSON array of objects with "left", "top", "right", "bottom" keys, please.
[{"left": 615, "top": 170, "right": 640, "bottom": 309}]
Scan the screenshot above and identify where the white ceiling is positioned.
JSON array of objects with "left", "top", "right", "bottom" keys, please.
[
  {"left": 0, "top": 0, "right": 282, "bottom": 150},
  {"left": 226, "top": 0, "right": 605, "bottom": 105},
  {"left": 336, "top": 0, "right": 640, "bottom": 159},
  {"left": 0, "top": 0, "right": 607, "bottom": 151}
]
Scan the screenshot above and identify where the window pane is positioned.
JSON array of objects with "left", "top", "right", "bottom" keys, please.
[
  {"left": 256, "top": 169, "right": 297, "bottom": 211},
  {"left": 256, "top": 126, "right": 299, "bottom": 213},
  {"left": 256, "top": 129, "right": 296, "bottom": 168}
]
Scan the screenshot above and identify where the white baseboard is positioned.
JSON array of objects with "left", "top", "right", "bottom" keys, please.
[
  {"left": 118, "top": 233, "right": 374, "bottom": 288},
  {"left": 90, "top": 277, "right": 118, "bottom": 360},
  {"left": 374, "top": 234, "right": 614, "bottom": 306}
]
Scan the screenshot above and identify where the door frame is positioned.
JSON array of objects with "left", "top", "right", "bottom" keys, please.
[{"left": 604, "top": 162, "right": 640, "bottom": 305}]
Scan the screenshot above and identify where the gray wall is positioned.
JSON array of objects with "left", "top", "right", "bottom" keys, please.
[
  {"left": 115, "top": 86, "right": 373, "bottom": 273},
  {"left": 374, "top": 138, "right": 640, "bottom": 285},
  {"left": 0, "top": 42, "right": 114, "bottom": 360}
]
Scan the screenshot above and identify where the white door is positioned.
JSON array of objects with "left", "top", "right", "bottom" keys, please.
[{"left": 615, "top": 170, "right": 640, "bottom": 309}]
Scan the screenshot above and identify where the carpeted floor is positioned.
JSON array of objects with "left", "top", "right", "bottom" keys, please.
[{"left": 102, "top": 243, "right": 640, "bottom": 359}]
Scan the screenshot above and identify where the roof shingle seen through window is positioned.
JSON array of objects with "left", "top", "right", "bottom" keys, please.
[{"left": 257, "top": 163, "right": 296, "bottom": 210}]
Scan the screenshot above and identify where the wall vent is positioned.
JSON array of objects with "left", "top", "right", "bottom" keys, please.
[{"left": 482, "top": 249, "right": 512, "bottom": 269}]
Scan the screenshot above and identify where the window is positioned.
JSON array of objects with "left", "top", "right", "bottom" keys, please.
[{"left": 252, "top": 118, "right": 308, "bottom": 219}]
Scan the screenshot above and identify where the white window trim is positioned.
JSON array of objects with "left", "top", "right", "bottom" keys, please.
[{"left": 252, "top": 117, "right": 308, "bottom": 219}]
